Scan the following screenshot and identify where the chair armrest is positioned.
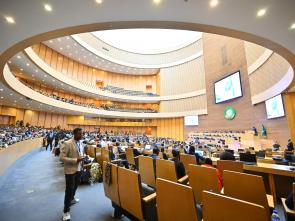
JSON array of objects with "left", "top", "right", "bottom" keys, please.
[
  {"left": 178, "top": 175, "right": 189, "bottom": 184},
  {"left": 142, "top": 193, "right": 157, "bottom": 203},
  {"left": 111, "top": 159, "right": 121, "bottom": 163},
  {"left": 134, "top": 156, "right": 139, "bottom": 159}
]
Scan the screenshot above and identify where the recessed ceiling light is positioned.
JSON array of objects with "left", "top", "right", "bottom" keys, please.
[
  {"left": 57, "top": 38, "right": 61, "bottom": 42},
  {"left": 66, "top": 37, "right": 70, "bottom": 40},
  {"left": 44, "top": 75, "right": 47, "bottom": 77},
  {"left": 291, "top": 23, "right": 295, "bottom": 30},
  {"left": 49, "top": 40, "right": 53, "bottom": 43},
  {"left": 0, "top": 88, "right": 3, "bottom": 91},
  {"left": 26, "top": 63, "right": 30, "bottom": 66},
  {"left": 66, "top": 45, "right": 70, "bottom": 48},
  {"left": 4, "top": 16, "right": 15, "bottom": 24},
  {"left": 44, "top": 4, "right": 52, "bottom": 12},
  {"left": 210, "top": 0, "right": 219, "bottom": 7},
  {"left": 52, "top": 79, "right": 55, "bottom": 82},
  {"left": 257, "top": 8, "right": 266, "bottom": 17},
  {"left": 95, "top": 0, "right": 103, "bottom": 4},
  {"left": 20, "top": 68, "right": 23, "bottom": 71},
  {"left": 153, "top": 0, "right": 161, "bottom": 4},
  {"left": 0, "top": 97, "right": 3, "bottom": 99},
  {"left": 74, "top": 43, "right": 77, "bottom": 46},
  {"left": 61, "top": 83, "right": 64, "bottom": 86},
  {"left": 17, "top": 55, "right": 21, "bottom": 59},
  {"left": 40, "top": 103, "right": 43, "bottom": 105},
  {"left": 42, "top": 80, "right": 45, "bottom": 82},
  {"left": 59, "top": 47, "right": 63, "bottom": 50},
  {"left": 35, "top": 69, "right": 38, "bottom": 72},
  {"left": 20, "top": 97, "right": 23, "bottom": 100}
]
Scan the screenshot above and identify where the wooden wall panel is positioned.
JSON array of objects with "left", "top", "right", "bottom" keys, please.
[
  {"left": 160, "top": 95, "right": 207, "bottom": 112},
  {"left": 0, "top": 116, "right": 10, "bottom": 125},
  {"left": 32, "top": 44, "right": 158, "bottom": 93},
  {"left": 159, "top": 56, "right": 205, "bottom": 96},
  {"left": 37, "top": 112, "right": 46, "bottom": 127},
  {"left": 249, "top": 53, "right": 290, "bottom": 96},
  {"left": 285, "top": 92, "right": 295, "bottom": 143}
]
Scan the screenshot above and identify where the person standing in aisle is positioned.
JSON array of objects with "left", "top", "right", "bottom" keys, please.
[{"left": 60, "top": 128, "right": 85, "bottom": 221}]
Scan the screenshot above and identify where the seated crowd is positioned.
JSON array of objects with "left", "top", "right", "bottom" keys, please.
[
  {"left": 25, "top": 84, "right": 157, "bottom": 113},
  {"left": 0, "top": 125, "right": 46, "bottom": 148}
]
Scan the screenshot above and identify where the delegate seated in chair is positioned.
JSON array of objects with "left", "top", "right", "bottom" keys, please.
[
  {"left": 202, "top": 158, "right": 223, "bottom": 190},
  {"left": 171, "top": 149, "right": 186, "bottom": 179}
]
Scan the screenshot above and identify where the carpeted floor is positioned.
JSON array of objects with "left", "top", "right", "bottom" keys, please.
[
  {"left": 0, "top": 147, "right": 127, "bottom": 221},
  {"left": 0, "top": 147, "right": 288, "bottom": 221}
]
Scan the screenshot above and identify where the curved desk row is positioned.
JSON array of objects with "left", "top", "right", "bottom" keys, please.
[{"left": 0, "top": 137, "right": 43, "bottom": 176}]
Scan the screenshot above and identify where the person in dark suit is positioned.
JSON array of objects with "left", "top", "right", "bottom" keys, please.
[
  {"left": 160, "top": 147, "right": 168, "bottom": 160},
  {"left": 150, "top": 147, "right": 160, "bottom": 159},
  {"left": 287, "top": 139, "right": 294, "bottom": 151},
  {"left": 171, "top": 149, "right": 186, "bottom": 179},
  {"left": 188, "top": 145, "right": 204, "bottom": 164},
  {"left": 220, "top": 151, "right": 235, "bottom": 161},
  {"left": 46, "top": 130, "right": 55, "bottom": 151}
]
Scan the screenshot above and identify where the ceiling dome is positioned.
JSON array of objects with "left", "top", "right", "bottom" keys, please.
[{"left": 92, "top": 29, "right": 202, "bottom": 54}]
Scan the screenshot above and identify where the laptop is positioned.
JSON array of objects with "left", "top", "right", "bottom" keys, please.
[
  {"left": 239, "top": 153, "right": 257, "bottom": 165},
  {"left": 195, "top": 150, "right": 204, "bottom": 157},
  {"left": 145, "top": 145, "right": 151, "bottom": 150}
]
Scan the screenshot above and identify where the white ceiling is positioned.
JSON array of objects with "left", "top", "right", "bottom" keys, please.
[{"left": 92, "top": 29, "right": 202, "bottom": 54}]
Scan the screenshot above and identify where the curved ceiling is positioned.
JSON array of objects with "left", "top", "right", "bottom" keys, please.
[
  {"left": 92, "top": 29, "right": 202, "bottom": 54},
  {"left": 0, "top": 0, "right": 294, "bottom": 58},
  {"left": 43, "top": 36, "right": 159, "bottom": 75}
]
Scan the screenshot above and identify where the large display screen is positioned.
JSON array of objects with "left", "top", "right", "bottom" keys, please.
[
  {"left": 214, "top": 71, "right": 243, "bottom": 104},
  {"left": 184, "top": 116, "right": 199, "bottom": 126},
  {"left": 265, "top": 94, "right": 285, "bottom": 119}
]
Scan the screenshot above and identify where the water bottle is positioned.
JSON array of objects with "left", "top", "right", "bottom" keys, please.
[{"left": 271, "top": 209, "right": 280, "bottom": 221}]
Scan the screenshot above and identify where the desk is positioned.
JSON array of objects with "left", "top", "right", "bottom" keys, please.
[{"left": 212, "top": 158, "right": 295, "bottom": 204}]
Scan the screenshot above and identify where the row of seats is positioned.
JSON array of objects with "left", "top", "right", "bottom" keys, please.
[
  {"left": 102, "top": 85, "right": 159, "bottom": 97},
  {"left": 102, "top": 159, "right": 279, "bottom": 221},
  {"left": 86, "top": 145, "right": 294, "bottom": 220}
]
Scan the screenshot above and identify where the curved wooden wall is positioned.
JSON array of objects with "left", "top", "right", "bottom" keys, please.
[
  {"left": 159, "top": 56, "right": 206, "bottom": 96},
  {"left": 160, "top": 95, "right": 207, "bottom": 113},
  {"left": 32, "top": 44, "right": 158, "bottom": 93},
  {"left": 0, "top": 137, "right": 43, "bottom": 176},
  {"left": 248, "top": 53, "right": 290, "bottom": 96},
  {"left": 244, "top": 42, "right": 268, "bottom": 68}
]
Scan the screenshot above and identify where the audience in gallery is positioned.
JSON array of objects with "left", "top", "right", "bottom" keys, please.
[{"left": 25, "top": 84, "right": 157, "bottom": 113}]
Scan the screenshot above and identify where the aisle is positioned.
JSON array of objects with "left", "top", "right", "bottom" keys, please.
[{"left": 0, "top": 148, "right": 117, "bottom": 221}]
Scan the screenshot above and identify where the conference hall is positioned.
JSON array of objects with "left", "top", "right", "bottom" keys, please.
[{"left": 0, "top": 0, "right": 294, "bottom": 221}]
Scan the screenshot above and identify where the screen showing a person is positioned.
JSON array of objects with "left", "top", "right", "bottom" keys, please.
[
  {"left": 265, "top": 94, "right": 285, "bottom": 119},
  {"left": 214, "top": 71, "right": 242, "bottom": 104},
  {"left": 184, "top": 116, "right": 199, "bottom": 126}
]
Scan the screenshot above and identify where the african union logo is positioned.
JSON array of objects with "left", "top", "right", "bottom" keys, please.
[{"left": 224, "top": 106, "right": 236, "bottom": 120}]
